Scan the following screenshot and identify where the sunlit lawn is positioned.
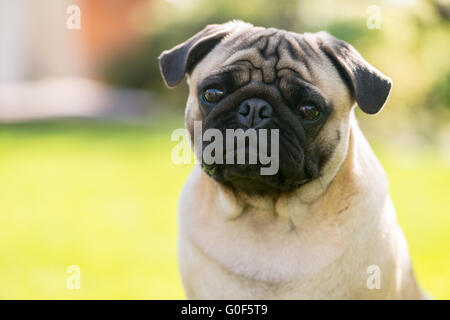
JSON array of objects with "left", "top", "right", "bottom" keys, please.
[{"left": 0, "top": 118, "right": 448, "bottom": 299}]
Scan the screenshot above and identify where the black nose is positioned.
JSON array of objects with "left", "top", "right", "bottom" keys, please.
[{"left": 237, "top": 98, "right": 273, "bottom": 128}]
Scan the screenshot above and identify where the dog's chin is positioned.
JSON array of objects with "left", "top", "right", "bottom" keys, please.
[{"left": 201, "top": 162, "right": 309, "bottom": 196}]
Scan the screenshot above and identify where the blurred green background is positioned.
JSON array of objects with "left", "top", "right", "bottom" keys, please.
[{"left": 0, "top": 0, "right": 449, "bottom": 299}]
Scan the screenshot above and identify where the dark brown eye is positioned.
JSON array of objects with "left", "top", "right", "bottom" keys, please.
[
  {"left": 299, "top": 105, "right": 320, "bottom": 121},
  {"left": 202, "top": 88, "right": 224, "bottom": 104}
]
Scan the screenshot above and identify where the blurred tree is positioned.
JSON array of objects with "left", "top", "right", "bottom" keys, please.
[{"left": 433, "top": 0, "right": 450, "bottom": 20}]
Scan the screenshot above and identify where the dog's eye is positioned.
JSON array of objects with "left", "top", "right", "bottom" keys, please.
[
  {"left": 299, "top": 105, "right": 320, "bottom": 121},
  {"left": 202, "top": 88, "right": 224, "bottom": 104}
]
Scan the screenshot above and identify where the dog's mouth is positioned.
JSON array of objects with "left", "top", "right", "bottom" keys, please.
[
  {"left": 200, "top": 139, "right": 310, "bottom": 195},
  {"left": 202, "top": 162, "right": 310, "bottom": 195}
]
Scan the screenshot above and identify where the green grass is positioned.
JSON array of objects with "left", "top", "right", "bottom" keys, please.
[
  {"left": 374, "top": 144, "right": 450, "bottom": 299},
  {"left": 0, "top": 119, "right": 448, "bottom": 299}
]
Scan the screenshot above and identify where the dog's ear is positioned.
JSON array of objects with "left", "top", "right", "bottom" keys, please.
[
  {"left": 316, "top": 32, "right": 392, "bottom": 114},
  {"left": 158, "top": 24, "right": 231, "bottom": 87}
]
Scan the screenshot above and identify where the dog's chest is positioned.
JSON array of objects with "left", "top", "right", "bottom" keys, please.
[
  {"left": 178, "top": 203, "right": 362, "bottom": 298},
  {"left": 176, "top": 165, "right": 403, "bottom": 299}
]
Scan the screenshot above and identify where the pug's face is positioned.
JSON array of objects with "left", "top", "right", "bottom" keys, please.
[{"left": 159, "top": 21, "right": 391, "bottom": 195}]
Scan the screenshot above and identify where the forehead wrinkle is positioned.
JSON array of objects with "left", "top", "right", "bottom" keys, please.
[
  {"left": 294, "top": 36, "right": 328, "bottom": 84},
  {"left": 223, "top": 49, "right": 278, "bottom": 84},
  {"left": 223, "top": 48, "right": 265, "bottom": 70},
  {"left": 219, "top": 30, "right": 327, "bottom": 88},
  {"left": 264, "top": 34, "right": 281, "bottom": 57},
  {"left": 296, "top": 33, "right": 322, "bottom": 59},
  {"left": 223, "top": 32, "right": 282, "bottom": 84},
  {"left": 276, "top": 35, "right": 312, "bottom": 83},
  {"left": 243, "top": 29, "right": 278, "bottom": 48}
]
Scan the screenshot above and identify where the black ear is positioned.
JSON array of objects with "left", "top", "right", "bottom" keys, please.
[
  {"left": 316, "top": 32, "right": 392, "bottom": 114},
  {"left": 158, "top": 24, "right": 231, "bottom": 87}
]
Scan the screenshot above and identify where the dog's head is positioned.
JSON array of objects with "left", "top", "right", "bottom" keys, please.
[{"left": 159, "top": 21, "right": 391, "bottom": 195}]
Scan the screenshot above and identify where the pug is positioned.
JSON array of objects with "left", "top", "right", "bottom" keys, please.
[{"left": 159, "top": 21, "right": 425, "bottom": 299}]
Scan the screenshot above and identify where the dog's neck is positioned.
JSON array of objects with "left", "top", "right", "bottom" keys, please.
[{"left": 206, "top": 112, "right": 366, "bottom": 225}]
